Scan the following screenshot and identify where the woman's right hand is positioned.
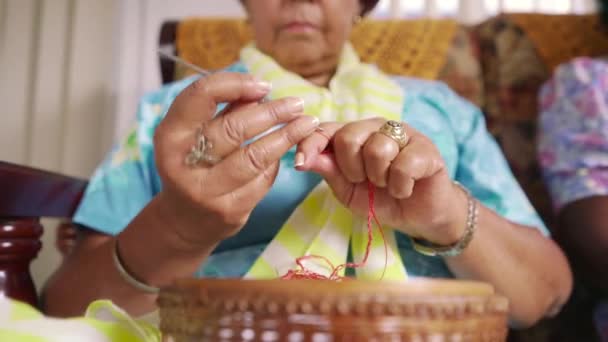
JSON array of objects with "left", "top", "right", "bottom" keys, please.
[{"left": 153, "top": 72, "right": 319, "bottom": 250}]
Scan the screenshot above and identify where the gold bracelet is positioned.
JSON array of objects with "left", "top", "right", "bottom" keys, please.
[
  {"left": 411, "top": 181, "right": 478, "bottom": 257},
  {"left": 112, "top": 238, "right": 160, "bottom": 294}
]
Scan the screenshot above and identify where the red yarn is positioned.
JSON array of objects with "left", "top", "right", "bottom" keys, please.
[{"left": 281, "top": 132, "right": 388, "bottom": 280}]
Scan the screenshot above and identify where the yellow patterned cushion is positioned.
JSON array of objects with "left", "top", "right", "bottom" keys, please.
[
  {"left": 176, "top": 19, "right": 252, "bottom": 77},
  {"left": 508, "top": 13, "right": 608, "bottom": 72},
  {"left": 175, "top": 18, "right": 458, "bottom": 81}
]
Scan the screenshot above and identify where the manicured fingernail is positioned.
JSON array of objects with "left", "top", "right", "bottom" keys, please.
[
  {"left": 294, "top": 152, "right": 305, "bottom": 167},
  {"left": 312, "top": 117, "right": 320, "bottom": 126},
  {"left": 285, "top": 97, "right": 305, "bottom": 112},
  {"left": 255, "top": 80, "right": 272, "bottom": 92}
]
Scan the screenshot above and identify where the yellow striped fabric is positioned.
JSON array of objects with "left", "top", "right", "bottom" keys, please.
[
  {"left": 0, "top": 298, "right": 160, "bottom": 341},
  {"left": 241, "top": 43, "right": 407, "bottom": 281}
]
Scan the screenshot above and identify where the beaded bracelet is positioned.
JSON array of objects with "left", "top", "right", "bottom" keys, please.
[
  {"left": 112, "top": 239, "right": 160, "bottom": 294},
  {"left": 411, "top": 181, "right": 479, "bottom": 257}
]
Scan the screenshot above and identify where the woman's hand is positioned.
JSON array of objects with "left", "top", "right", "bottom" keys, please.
[
  {"left": 154, "top": 72, "right": 319, "bottom": 250},
  {"left": 296, "top": 118, "right": 467, "bottom": 245}
]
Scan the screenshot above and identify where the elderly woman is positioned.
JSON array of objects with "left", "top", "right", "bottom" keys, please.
[{"left": 44, "top": 0, "right": 571, "bottom": 327}]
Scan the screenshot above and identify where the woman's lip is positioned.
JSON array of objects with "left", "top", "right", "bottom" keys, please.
[{"left": 282, "top": 22, "right": 319, "bottom": 33}]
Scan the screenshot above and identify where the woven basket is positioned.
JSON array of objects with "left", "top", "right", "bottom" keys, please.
[{"left": 158, "top": 278, "right": 508, "bottom": 341}]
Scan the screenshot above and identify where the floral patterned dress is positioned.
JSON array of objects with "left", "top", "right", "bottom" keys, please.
[{"left": 538, "top": 57, "right": 608, "bottom": 340}]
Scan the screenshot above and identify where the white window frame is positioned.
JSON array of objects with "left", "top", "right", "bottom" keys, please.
[{"left": 374, "top": 0, "right": 597, "bottom": 23}]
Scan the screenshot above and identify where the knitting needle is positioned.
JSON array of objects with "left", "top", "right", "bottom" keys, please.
[
  {"left": 157, "top": 48, "right": 211, "bottom": 76},
  {"left": 158, "top": 48, "right": 278, "bottom": 105}
]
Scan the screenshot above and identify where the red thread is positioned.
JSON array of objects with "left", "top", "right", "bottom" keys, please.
[{"left": 281, "top": 134, "right": 388, "bottom": 280}]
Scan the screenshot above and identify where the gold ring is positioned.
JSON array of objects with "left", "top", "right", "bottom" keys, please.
[
  {"left": 185, "top": 128, "right": 220, "bottom": 167},
  {"left": 378, "top": 120, "right": 408, "bottom": 150}
]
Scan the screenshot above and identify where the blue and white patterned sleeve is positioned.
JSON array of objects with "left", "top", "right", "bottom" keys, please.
[{"left": 427, "top": 82, "right": 548, "bottom": 235}]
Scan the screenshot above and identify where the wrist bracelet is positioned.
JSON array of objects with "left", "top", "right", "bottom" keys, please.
[
  {"left": 112, "top": 238, "right": 160, "bottom": 294},
  {"left": 411, "top": 181, "right": 478, "bottom": 257}
]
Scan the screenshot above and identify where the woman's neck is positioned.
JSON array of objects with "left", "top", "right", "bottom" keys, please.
[{"left": 280, "top": 55, "right": 339, "bottom": 88}]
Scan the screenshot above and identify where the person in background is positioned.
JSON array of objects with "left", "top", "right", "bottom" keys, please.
[
  {"left": 537, "top": 0, "right": 608, "bottom": 339},
  {"left": 43, "top": 0, "right": 571, "bottom": 328}
]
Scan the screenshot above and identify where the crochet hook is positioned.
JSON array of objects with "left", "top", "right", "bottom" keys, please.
[
  {"left": 157, "top": 48, "right": 210, "bottom": 76},
  {"left": 157, "top": 48, "right": 328, "bottom": 142}
]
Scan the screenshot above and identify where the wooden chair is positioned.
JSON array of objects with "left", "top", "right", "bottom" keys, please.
[
  {"left": 0, "top": 161, "right": 86, "bottom": 307},
  {"left": 159, "top": 21, "right": 179, "bottom": 84}
]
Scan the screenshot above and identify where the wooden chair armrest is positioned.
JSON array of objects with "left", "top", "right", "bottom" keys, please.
[{"left": 0, "top": 161, "right": 87, "bottom": 307}]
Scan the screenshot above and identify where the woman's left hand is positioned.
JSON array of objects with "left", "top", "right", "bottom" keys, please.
[{"left": 296, "top": 118, "right": 467, "bottom": 245}]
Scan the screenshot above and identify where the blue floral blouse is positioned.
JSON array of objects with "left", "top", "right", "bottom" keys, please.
[{"left": 74, "top": 62, "right": 547, "bottom": 279}]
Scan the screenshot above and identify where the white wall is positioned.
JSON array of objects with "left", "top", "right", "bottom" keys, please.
[{"left": 0, "top": 0, "right": 117, "bottom": 290}]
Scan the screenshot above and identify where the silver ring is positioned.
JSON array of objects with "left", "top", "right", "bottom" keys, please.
[
  {"left": 185, "top": 127, "right": 220, "bottom": 167},
  {"left": 378, "top": 120, "right": 408, "bottom": 150}
]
